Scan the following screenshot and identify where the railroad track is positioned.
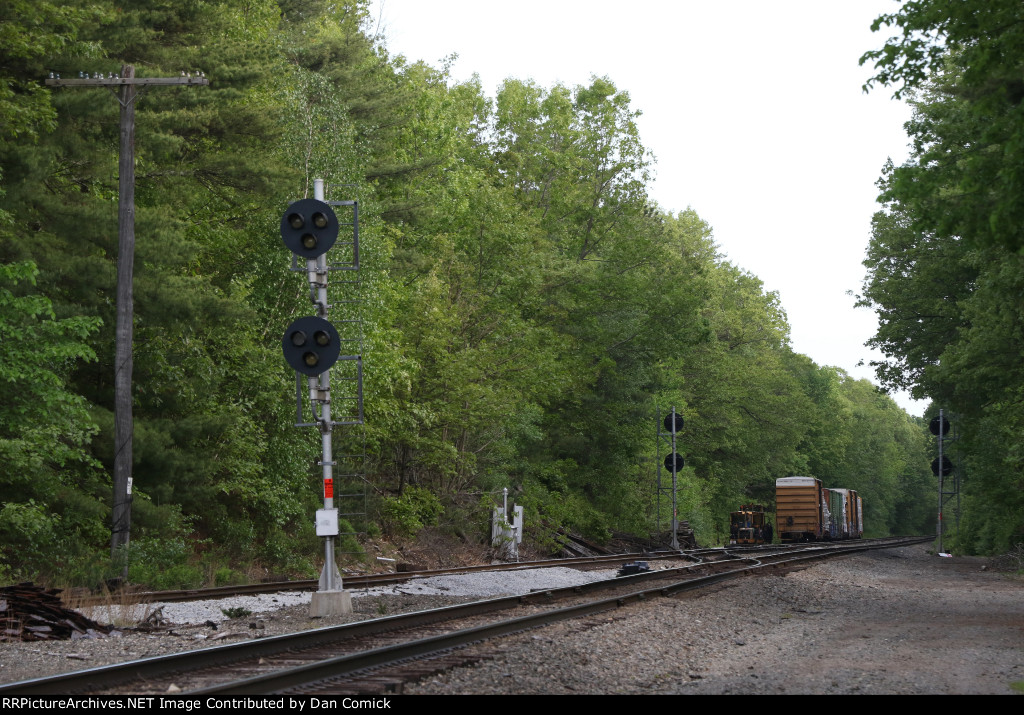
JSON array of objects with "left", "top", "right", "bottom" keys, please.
[
  {"left": 0, "top": 536, "right": 929, "bottom": 695},
  {"left": 79, "top": 546, "right": 786, "bottom": 605}
]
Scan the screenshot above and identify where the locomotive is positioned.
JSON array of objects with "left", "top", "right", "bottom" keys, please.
[
  {"left": 728, "top": 504, "right": 773, "bottom": 545},
  {"left": 775, "top": 476, "right": 862, "bottom": 542}
]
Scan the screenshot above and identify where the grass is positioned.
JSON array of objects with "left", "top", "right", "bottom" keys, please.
[
  {"left": 60, "top": 584, "right": 154, "bottom": 628},
  {"left": 221, "top": 606, "right": 252, "bottom": 619}
]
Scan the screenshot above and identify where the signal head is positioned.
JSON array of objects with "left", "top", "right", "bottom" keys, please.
[
  {"left": 281, "top": 198, "right": 339, "bottom": 259},
  {"left": 282, "top": 316, "right": 341, "bottom": 376}
]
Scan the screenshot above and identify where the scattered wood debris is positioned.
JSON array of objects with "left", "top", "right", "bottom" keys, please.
[{"left": 1, "top": 583, "right": 113, "bottom": 642}]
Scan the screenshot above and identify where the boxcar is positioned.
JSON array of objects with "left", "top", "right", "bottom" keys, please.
[
  {"left": 852, "top": 490, "right": 863, "bottom": 538},
  {"left": 826, "top": 488, "right": 845, "bottom": 539},
  {"left": 776, "top": 476, "right": 827, "bottom": 542},
  {"left": 828, "top": 488, "right": 864, "bottom": 540}
]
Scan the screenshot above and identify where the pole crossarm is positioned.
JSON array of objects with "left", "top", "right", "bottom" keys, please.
[{"left": 46, "top": 77, "right": 209, "bottom": 87}]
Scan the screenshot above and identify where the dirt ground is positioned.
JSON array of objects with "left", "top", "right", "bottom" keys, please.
[
  {"left": 678, "top": 545, "right": 1024, "bottom": 695},
  {"left": 406, "top": 543, "right": 1024, "bottom": 695}
]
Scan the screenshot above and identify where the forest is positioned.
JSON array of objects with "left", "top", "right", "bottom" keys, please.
[{"left": 1, "top": 0, "right": 1011, "bottom": 589}]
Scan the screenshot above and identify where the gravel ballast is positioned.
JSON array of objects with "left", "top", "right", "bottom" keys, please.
[
  {"left": 1, "top": 544, "right": 1020, "bottom": 694},
  {"left": 407, "top": 544, "right": 1024, "bottom": 695}
]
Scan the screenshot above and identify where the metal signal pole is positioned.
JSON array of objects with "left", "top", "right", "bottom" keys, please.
[
  {"left": 312, "top": 179, "right": 343, "bottom": 597},
  {"left": 46, "top": 67, "right": 209, "bottom": 567},
  {"left": 938, "top": 409, "right": 945, "bottom": 553}
]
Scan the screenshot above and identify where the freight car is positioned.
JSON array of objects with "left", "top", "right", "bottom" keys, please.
[
  {"left": 776, "top": 477, "right": 863, "bottom": 542},
  {"left": 776, "top": 476, "right": 827, "bottom": 542},
  {"left": 728, "top": 504, "right": 773, "bottom": 545},
  {"left": 826, "top": 488, "right": 863, "bottom": 540}
]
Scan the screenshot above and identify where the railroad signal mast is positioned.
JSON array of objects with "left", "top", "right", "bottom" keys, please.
[
  {"left": 281, "top": 179, "right": 363, "bottom": 617},
  {"left": 930, "top": 410, "right": 959, "bottom": 554},
  {"left": 657, "top": 407, "right": 685, "bottom": 550}
]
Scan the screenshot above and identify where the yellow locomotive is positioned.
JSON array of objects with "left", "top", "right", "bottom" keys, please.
[{"left": 728, "top": 504, "right": 773, "bottom": 545}]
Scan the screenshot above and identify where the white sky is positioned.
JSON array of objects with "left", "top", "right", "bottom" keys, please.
[{"left": 367, "top": 0, "right": 926, "bottom": 416}]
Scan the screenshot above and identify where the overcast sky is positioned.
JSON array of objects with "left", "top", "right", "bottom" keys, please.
[{"left": 367, "top": 0, "right": 925, "bottom": 416}]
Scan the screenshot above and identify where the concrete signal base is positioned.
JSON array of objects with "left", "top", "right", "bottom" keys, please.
[{"left": 309, "top": 589, "right": 353, "bottom": 617}]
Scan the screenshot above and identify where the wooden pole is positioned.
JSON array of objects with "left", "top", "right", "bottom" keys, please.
[
  {"left": 112, "top": 64, "right": 136, "bottom": 560},
  {"left": 46, "top": 66, "right": 209, "bottom": 568}
]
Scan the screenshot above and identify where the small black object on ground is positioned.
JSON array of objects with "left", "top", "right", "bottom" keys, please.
[{"left": 617, "top": 561, "right": 651, "bottom": 577}]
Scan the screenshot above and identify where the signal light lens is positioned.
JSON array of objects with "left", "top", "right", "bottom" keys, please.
[
  {"left": 313, "top": 330, "right": 330, "bottom": 346},
  {"left": 312, "top": 212, "right": 329, "bottom": 229},
  {"left": 929, "top": 415, "right": 951, "bottom": 436},
  {"left": 290, "top": 330, "right": 307, "bottom": 347},
  {"left": 288, "top": 213, "right": 304, "bottom": 230},
  {"left": 301, "top": 234, "right": 317, "bottom": 250},
  {"left": 303, "top": 352, "right": 319, "bottom": 367}
]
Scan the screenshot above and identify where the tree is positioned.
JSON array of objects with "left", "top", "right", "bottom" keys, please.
[
  {"left": 862, "top": 0, "right": 1024, "bottom": 252},
  {"left": 860, "top": 0, "right": 1024, "bottom": 552},
  {"left": 0, "top": 261, "right": 103, "bottom": 579}
]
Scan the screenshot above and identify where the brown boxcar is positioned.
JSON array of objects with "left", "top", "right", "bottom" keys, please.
[
  {"left": 776, "top": 476, "right": 827, "bottom": 542},
  {"left": 852, "top": 490, "right": 863, "bottom": 538}
]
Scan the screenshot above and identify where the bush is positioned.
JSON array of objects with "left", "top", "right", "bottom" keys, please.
[
  {"left": 0, "top": 501, "right": 59, "bottom": 581},
  {"left": 118, "top": 537, "right": 204, "bottom": 590},
  {"left": 213, "top": 566, "right": 243, "bottom": 587},
  {"left": 379, "top": 486, "right": 443, "bottom": 537}
]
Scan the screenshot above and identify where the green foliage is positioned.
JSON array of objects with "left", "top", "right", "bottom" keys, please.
[
  {"left": 379, "top": 486, "right": 443, "bottom": 538},
  {"left": 253, "top": 524, "right": 317, "bottom": 578},
  {"left": 0, "top": 0, "right": 109, "bottom": 143},
  {"left": 0, "top": 261, "right": 106, "bottom": 582},
  {"left": 0, "top": 501, "right": 59, "bottom": 579},
  {"left": 213, "top": 567, "right": 242, "bottom": 587},
  {"left": 221, "top": 606, "right": 252, "bottom": 619},
  {"left": 120, "top": 537, "right": 203, "bottom": 590},
  {"left": 0, "top": 0, "right": 941, "bottom": 583},
  {"left": 514, "top": 475, "right": 611, "bottom": 548},
  {"left": 103, "top": 502, "right": 204, "bottom": 589},
  {"left": 859, "top": 0, "right": 1024, "bottom": 553},
  {"left": 334, "top": 518, "right": 365, "bottom": 560},
  {"left": 863, "top": 1, "right": 1024, "bottom": 253}
]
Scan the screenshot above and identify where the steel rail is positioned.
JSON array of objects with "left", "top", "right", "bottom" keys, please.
[
  {"left": 0, "top": 551, "right": 742, "bottom": 695},
  {"left": 0, "top": 596, "right": 524, "bottom": 695}
]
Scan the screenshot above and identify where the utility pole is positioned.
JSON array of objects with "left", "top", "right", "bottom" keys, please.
[{"left": 46, "top": 66, "right": 209, "bottom": 566}]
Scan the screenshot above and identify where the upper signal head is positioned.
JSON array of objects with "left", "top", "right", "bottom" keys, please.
[{"left": 281, "top": 198, "right": 338, "bottom": 259}]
